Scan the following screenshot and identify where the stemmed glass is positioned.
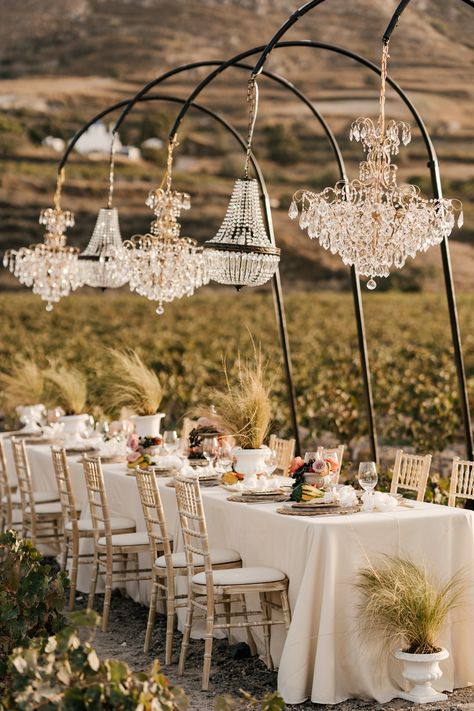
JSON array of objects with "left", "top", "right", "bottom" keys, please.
[
  {"left": 163, "top": 430, "right": 178, "bottom": 454},
  {"left": 202, "top": 437, "right": 219, "bottom": 468},
  {"left": 215, "top": 443, "right": 234, "bottom": 474},
  {"left": 358, "top": 462, "right": 378, "bottom": 495},
  {"left": 264, "top": 449, "right": 278, "bottom": 477}
]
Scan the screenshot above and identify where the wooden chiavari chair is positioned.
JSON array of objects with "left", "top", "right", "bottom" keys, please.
[
  {"left": 135, "top": 468, "right": 242, "bottom": 663},
  {"left": 390, "top": 449, "right": 432, "bottom": 502},
  {"left": 11, "top": 437, "right": 62, "bottom": 550},
  {"left": 175, "top": 476, "right": 291, "bottom": 690},
  {"left": 83, "top": 456, "right": 151, "bottom": 631},
  {"left": 448, "top": 458, "right": 474, "bottom": 507},
  {"left": 268, "top": 435, "right": 295, "bottom": 476},
  {"left": 0, "top": 438, "right": 19, "bottom": 531}
]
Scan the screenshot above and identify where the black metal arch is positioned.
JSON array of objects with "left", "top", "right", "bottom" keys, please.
[
  {"left": 383, "top": 0, "right": 474, "bottom": 43},
  {"left": 111, "top": 56, "right": 379, "bottom": 462},
  {"left": 152, "top": 39, "right": 473, "bottom": 461},
  {"left": 58, "top": 63, "right": 370, "bottom": 456},
  {"left": 58, "top": 92, "right": 307, "bottom": 450}
]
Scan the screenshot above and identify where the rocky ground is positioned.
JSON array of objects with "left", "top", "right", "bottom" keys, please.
[{"left": 78, "top": 591, "right": 474, "bottom": 711}]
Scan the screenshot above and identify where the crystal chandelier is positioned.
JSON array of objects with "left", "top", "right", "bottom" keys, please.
[
  {"left": 3, "top": 170, "right": 84, "bottom": 310},
  {"left": 79, "top": 133, "right": 129, "bottom": 289},
  {"left": 289, "top": 42, "right": 463, "bottom": 289},
  {"left": 121, "top": 137, "right": 208, "bottom": 314},
  {"left": 203, "top": 77, "right": 280, "bottom": 289}
]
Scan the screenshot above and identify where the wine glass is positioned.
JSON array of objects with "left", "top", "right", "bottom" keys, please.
[
  {"left": 264, "top": 449, "right": 278, "bottom": 477},
  {"left": 215, "top": 444, "right": 234, "bottom": 474},
  {"left": 358, "top": 462, "right": 378, "bottom": 494},
  {"left": 202, "top": 437, "right": 218, "bottom": 467},
  {"left": 81, "top": 415, "right": 95, "bottom": 439},
  {"left": 163, "top": 430, "right": 178, "bottom": 454}
]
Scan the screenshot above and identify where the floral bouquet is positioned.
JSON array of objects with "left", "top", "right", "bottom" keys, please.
[
  {"left": 289, "top": 454, "right": 339, "bottom": 502},
  {"left": 126, "top": 433, "right": 162, "bottom": 470}
]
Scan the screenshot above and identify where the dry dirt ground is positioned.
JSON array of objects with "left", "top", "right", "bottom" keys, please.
[{"left": 78, "top": 591, "right": 474, "bottom": 711}]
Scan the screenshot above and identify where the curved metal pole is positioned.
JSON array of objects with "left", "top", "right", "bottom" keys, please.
[
  {"left": 161, "top": 39, "right": 472, "bottom": 460},
  {"left": 112, "top": 51, "right": 378, "bottom": 462},
  {"left": 57, "top": 91, "right": 302, "bottom": 453},
  {"left": 383, "top": 0, "right": 474, "bottom": 43}
]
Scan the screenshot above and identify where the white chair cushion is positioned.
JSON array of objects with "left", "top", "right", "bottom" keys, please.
[
  {"left": 193, "top": 566, "right": 286, "bottom": 587},
  {"left": 65, "top": 516, "right": 135, "bottom": 533},
  {"left": 25, "top": 501, "right": 62, "bottom": 516},
  {"left": 9, "top": 491, "right": 59, "bottom": 504},
  {"left": 156, "top": 548, "right": 241, "bottom": 569},
  {"left": 97, "top": 531, "right": 149, "bottom": 547}
]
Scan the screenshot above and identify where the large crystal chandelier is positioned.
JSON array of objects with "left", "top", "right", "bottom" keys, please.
[
  {"left": 3, "top": 170, "right": 84, "bottom": 310},
  {"left": 289, "top": 42, "right": 463, "bottom": 289},
  {"left": 79, "top": 133, "right": 129, "bottom": 289},
  {"left": 121, "top": 137, "right": 208, "bottom": 314},
  {"left": 203, "top": 77, "right": 280, "bottom": 289}
]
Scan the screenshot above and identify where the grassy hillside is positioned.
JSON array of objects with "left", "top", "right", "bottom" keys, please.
[{"left": 0, "top": 0, "right": 473, "bottom": 291}]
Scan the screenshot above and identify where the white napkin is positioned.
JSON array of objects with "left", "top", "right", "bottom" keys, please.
[
  {"left": 327, "top": 485, "right": 358, "bottom": 508},
  {"left": 42, "top": 422, "right": 65, "bottom": 438},
  {"left": 98, "top": 438, "right": 127, "bottom": 457},
  {"left": 153, "top": 454, "right": 182, "bottom": 470},
  {"left": 361, "top": 491, "right": 398, "bottom": 512}
]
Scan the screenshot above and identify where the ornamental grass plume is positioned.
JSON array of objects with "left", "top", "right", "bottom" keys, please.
[
  {"left": 195, "top": 345, "right": 272, "bottom": 450},
  {"left": 45, "top": 363, "right": 88, "bottom": 415},
  {"left": 356, "top": 557, "right": 465, "bottom": 655},
  {"left": 106, "top": 349, "right": 163, "bottom": 416},
  {"left": 0, "top": 356, "right": 45, "bottom": 413}
]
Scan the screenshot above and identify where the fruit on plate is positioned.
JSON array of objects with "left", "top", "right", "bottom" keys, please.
[
  {"left": 127, "top": 454, "right": 151, "bottom": 470},
  {"left": 290, "top": 482, "right": 325, "bottom": 502},
  {"left": 221, "top": 471, "right": 244, "bottom": 485}
]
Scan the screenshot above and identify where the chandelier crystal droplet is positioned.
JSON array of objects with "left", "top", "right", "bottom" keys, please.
[
  {"left": 204, "top": 76, "right": 280, "bottom": 289},
  {"left": 3, "top": 170, "right": 84, "bottom": 310},
  {"left": 120, "top": 137, "right": 208, "bottom": 314},
  {"left": 288, "top": 42, "right": 463, "bottom": 289},
  {"left": 79, "top": 133, "right": 129, "bottom": 289}
]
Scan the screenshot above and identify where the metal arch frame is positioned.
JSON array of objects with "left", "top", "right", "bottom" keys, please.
[
  {"left": 111, "top": 58, "right": 379, "bottom": 462},
  {"left": 152, "top": 39, "right": 473, "bottom": 461},
  {"left": 383, "top": 0, "right": 474, "bottom": 43},
  {"left": 59, "top": 56, "right": 381, "bottom": 458}
]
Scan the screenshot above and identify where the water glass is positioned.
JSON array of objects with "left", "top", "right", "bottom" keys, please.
[
  {"left": 358, "top": 462, "right": 378, "bottom": 493},
  {"left": 264, "top": 449, "right": 278, "bottom": 477},
  {"left": 163, "top": 430, "right": 178, "bottom": 454},
  {"left": 202, "top": 437, "right": 218, "bottom": 467}
]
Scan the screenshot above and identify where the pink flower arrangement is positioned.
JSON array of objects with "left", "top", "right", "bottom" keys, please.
[
  {"left": 127, "top": 433, "right": 140, "bottom": 451},
  {"left": 127, "top": 450, "right": 142, "bottom": 464},
  {"left": 289, "top": 456, "right": 305, "bottom": 475},
  {"left": 312, "top": 458, "right": 328, "bottom": 475}
]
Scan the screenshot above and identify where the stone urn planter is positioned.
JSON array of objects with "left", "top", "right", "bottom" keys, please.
[
  {"left": 232, "top": 447, "right": 267, "bottom": 479},
  {"left": 130, "top": 413, "right": 165, "bottom": 438},
  {"left": 394, "top": 648, "right": 449, "bottom": 703}
]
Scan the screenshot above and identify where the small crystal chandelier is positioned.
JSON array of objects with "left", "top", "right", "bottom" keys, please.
[
  {"left": 203, "top": 77, "right": 280, "bottom": 289},
  {"left": 79, "top": 133, "right": 129, "bottom": 289},
  {"left": 3, "top": 170, "right": 84, "bottom": 310},
  {"left": 121, "top": 137, "right": 208, "bottom": 314},
  {"left": 289, "top": 42, "right": 463, "bottom": 289}
]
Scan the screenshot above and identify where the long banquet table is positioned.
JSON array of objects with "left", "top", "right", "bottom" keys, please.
[{"left": 4, "top": 439, "right": 474, "bottom": 705}]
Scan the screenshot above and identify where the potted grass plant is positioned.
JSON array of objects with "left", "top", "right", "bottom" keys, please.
[
  {"left": 106, "top": 350, "right": 164, "bottom": 437},
  {"left": 356, "top": 557, "right": 465, "bottom": 704},
  {"left": 45, "top": 363, "right": 89, "bottom": 435},
  {"left": 196, "top": 347, "right": 272, "bottom": 479},
  {"left": 0, "top": 356, "right": 47, "bottom": 431}
]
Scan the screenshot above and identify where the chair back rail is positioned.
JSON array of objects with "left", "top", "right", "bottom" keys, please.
[
  {"left": 448, "top": 458, "right": 474, "bottom": 507},
  {"left": 0, "top": 439, "right": 12, "bottom": 528},
  {"left": 174, "top": 476, "right": 214, "bottom": 592},
  {"left": 51, "top": 447, "right": 79, "bottom": 529},
  {"left": 135, "top": 467, "right": 172, "bottom": 560},
  {"left": 11, "top": 437, "right": 35, "bottom": 514},
  {"left": 390, "top": 449, "right": 432, "bottom": 501},
  {"left": 82, "top": 456, "right": 112, "bottom": 540},
  {"left": 268, "top": 435, "right": 295, "bottom": 476}
]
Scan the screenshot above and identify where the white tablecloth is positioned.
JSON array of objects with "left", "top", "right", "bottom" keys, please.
[{"left": 4, "top": 441, "right": 474, "bottom": 704}]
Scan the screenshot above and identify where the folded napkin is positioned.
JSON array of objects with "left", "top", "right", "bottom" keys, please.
[
  {"left": 327, "top": 485, "right": 358, "bottom": 508},
  {"left": 153, "top": 454, "right": 182, "bottom": 470},
  {"left": 361, "top": 491, "right": 398, "bottom": 512},
  {"left": 42, "top": 422, "right": 65, "bottom": 438},
  {"left": 98, "top": 438, "right": 127, "bottom": 458}
]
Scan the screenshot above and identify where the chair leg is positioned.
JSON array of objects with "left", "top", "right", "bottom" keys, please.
[
  {"left": 202, "top": 601, "right": 215, "bottom": 691},
  {"left": 60, "top": 536, "right": 68, "bottom": 573},
  {"left": 102, "top": 553, "right": 113, "bottom": 632},
  {"left": 224, "top": 595, "right": 232, "bottom": 645},
  {"left": 281, "top": 588, "right": 291, "bottom": 631},
  {"left": 260, "top": 592, "right": 273, "bottom": 671},
  {"left": 69, "top": 537, "right": 80, "bottom": 611},
  {"left": 178, "top": 597, "right": 194, "bottom": 676},
  {"left": 165, "top": 576, "right": 176, "bottom": 665},
  {"left": 144, "top": 573, "right": 159, "bottom": 653},
  {"left": 240, "top": 593, "right": 257, "bottom": 656},
  {"left": 87, "top": 553, "right": 99, "bottom": 611}
]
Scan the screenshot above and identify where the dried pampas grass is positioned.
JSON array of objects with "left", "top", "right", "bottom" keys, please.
[
  {"left": 106, "top": 350, "right": 163, "bottom": 417},
  {"left": 45, "top": 364, "right": 88, "bottom": 415},
  {"left": 0, "top": 356, "right": 45, "bottom": 413}
]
